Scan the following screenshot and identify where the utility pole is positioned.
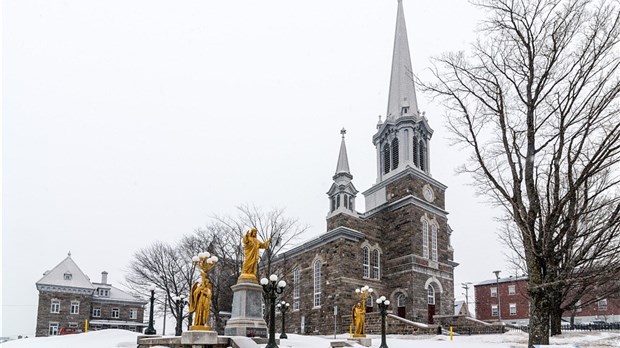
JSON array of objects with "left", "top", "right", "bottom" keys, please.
[{"left": 461, "top": 282, "right": 472, "bottom": 316}]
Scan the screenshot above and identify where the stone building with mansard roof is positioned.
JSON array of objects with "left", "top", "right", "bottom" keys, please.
[
  {"left": 34, "top": 253, "right": 147, "bottom": 336},
  {"left": 270, "top": 0, "right": 457, "bottom": 335}
]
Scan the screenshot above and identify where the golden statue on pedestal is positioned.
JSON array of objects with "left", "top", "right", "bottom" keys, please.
[
  {"left": 239, "top": 228, "right": 270, "bottom": 280},
  {"left": 189, "top": 252, "right": 218, "bottom": 331},
  {"left": 351, "top": 285, "right": 373, "bottom": 337}
]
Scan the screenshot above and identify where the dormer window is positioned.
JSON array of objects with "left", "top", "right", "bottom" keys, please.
[
  {"left": 97, "top": 288, "right": 110, "bottom": 297},
  {"left": 64, "top": 272, "right": 72, "bottom": 280}
]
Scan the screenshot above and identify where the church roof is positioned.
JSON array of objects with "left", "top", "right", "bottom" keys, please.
[
  {"left": 386, "top": 0, "right": 419, "bottom": 120},
  {"left": 36, "top": 252, "right": 95, "bottom": 290},
  {"left": 334, "top": 128, "right": 351, "bottom": 176}
]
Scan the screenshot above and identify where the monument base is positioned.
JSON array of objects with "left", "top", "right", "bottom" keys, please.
[
  {"left": 348, "top": 337, "right": 372, "bottom": 347},
  {"left": 181, "top": 330, "right": 218, "bottom": 345},
  {"left": 224, "top": 278, "right": 268, "bottom": 337},
  {"left": 190, "top": 325, "right": 212, "bottom": 331}
]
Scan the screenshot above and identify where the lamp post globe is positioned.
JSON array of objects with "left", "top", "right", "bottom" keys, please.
[
  {"left": 261, "top": 275, "right": 286, "bottom": 348},
  {"left": 276, "top": 301, "right": 290, "bottom": 339},
  {"left": 376, "top": 296, "right": 390, "bottom": 348}
]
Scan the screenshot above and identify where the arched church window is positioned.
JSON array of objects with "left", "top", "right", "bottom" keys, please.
[
  {"left": 391, "top": 139, "right": 399, "bottom": 170},
  {"left": 366, "top": 294, "right": 375, "bottom": 312},
  {"left": 372, "top": 249, "right": 380, "bottom": 279},
  {"left": 383, "top": 145, "right": 391, "bottom": 174},
  {"left": 431, "top": 224, "right": 438, "bottom": 261},
  {"left": 397, "top": 293, "right": 406, "bottom": 318},
  {"left": 427, "top": 285, "right": 435, "bottom": 305},
  {"left": 413, "top": 136, "right": 419, "bottom": 167},
  {"left": 362, "top": 247, "right": 370, "bottom": 278},
  {"left": 419, "top": 140, "right": 426, "bottom": 172},
  {"left": 293, "top": 268, "right": 300, "bottom": 311},
  {"left": 344, "top": 194, "right": 349, "bottom": 209},
  {"left": 313, "top": 260, "right": 321, "bottom": 307},
  {"left": 336, "top": 195, "right": 340, "bottom": 209},
  {"left": 422, "top": 220, "right": 429, "bottom": 258},
  {"left": 397, "top": 293, "right": 406, "bottom": 307},
  {"left": 349, "top": 196, "right": 354, "bottom": 210},
  {"left": 330, "top": 197, "right": 336, "bottom": 212}
]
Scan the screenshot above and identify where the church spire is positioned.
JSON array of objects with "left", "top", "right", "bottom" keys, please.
[
  {"left": 335, "top": 128, "right": 351, "bottom": 176},
  {"left": 327, "top": 129, "right": 358, "bottom": 217},
  {"left": 386, "top": 0, "right": 419, "bottom": 120}
]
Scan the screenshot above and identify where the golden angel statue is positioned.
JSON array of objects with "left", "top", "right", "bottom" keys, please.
[
  {"left": 352, "top": 301, "right": 366, "bottom": 336},
  {"left": 189, "top": 252, "right": 218, "bottom": 330},
  {"left": 240, "top": 228, "right": 270, "bottom": 280}
]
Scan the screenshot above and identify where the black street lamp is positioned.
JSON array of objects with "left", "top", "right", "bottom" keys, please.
[
  {"left": 172, "top": 294, "right": 187, "bottom": 336},
  {"left": 493, "top": 270, "right": 502, "bottom": 322},
  {"left": 260, "top": 274, "right": 286, "bottom": 348},
  {"left": 145, "top": 285, "right": 157, "bottom": 335},
  {"left": 376, "top": 296, "right": 390, "bottom": 348},
  {"left": 276, "top": 301, "right": 290, "bottom": 339}
]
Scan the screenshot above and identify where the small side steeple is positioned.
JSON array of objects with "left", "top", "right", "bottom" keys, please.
[
  {"left": 386, "top": 0, "right": 419, "bottom": 120},
  {"left": 327, "top": 129, "right": 358, "bottom": 217}
]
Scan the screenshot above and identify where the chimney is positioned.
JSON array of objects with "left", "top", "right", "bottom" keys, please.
[{"left": 101, "top": 271, "right": 108, "bottom": 284}]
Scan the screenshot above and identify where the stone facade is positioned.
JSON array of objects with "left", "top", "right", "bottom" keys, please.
[
  {"left": 35, "top": 254, "right": 147, "bottom": 336},
  {"left": 268, "top": 1, "right": 456, "bottom": 336},
  {"left": 35, "top": 291, "right": 92, "bottom": 336}
]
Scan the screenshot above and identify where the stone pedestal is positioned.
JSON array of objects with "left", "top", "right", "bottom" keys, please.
[
  {"left": 181, "top": 330, "right": 218, "bottom": 345},
  {"left": 224, "top": 278, "right": 268, "bottom": 337},
  {"left": 348, "top": 338, "right": 372, "bottom": 347}
]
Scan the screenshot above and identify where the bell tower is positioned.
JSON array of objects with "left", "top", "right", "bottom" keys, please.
[{"left": 327, "top": 128, "right": 358, "bottom": 218}]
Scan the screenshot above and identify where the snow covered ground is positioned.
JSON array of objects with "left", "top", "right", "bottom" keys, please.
[{"left": 2, "top": 329, "right": 618, "bottom": 348}]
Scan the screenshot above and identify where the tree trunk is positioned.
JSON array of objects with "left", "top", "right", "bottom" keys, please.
[
  {"left": 529, "top": 288, "right": 550, "bottom": 347},
  {"left": 548, "top": 285, "right": 563, "bottom": 336}
]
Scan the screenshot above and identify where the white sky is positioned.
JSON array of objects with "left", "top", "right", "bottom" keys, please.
[{"left": 2, "top": 0, "right": 514, "bottom": 337}]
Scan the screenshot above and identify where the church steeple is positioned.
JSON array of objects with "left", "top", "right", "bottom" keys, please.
[
  {"left": 335, "top": 128, "right": 351, "bottom": 177},
  {"left": 370, "top": 0, "right": 433, "bottom": 185},
  {"left": 386, "top": 0, "right": 419, "bottom": 120},
  {"left": 327, "top": 129, "right": 358, "bottom": 217}
]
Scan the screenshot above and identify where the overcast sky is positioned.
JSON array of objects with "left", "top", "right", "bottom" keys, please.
[{"left": 2, "top": 0, "right": 513, "bottom": 337}]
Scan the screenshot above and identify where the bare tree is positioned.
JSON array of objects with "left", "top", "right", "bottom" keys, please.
[
  {"left": 422, "top": 0, "right": 620, "bottom": 345},
  {"left": 125, "top": 241, "right": 192, "bottom": 334}
]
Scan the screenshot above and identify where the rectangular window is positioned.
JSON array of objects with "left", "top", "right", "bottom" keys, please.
[
  {"left": 70, "top": 301, "right": 79, "bottom": 314},
  {"left": 112, "top": 308, "right": 120, "bottom": 318},
  {"left": 431, "top": 225, "right": 438, "bottom": 261},
  {"left": 98, "top": 288, "right": 110, "bottom": 297},
  {"left": 130, "top": 308, "right": 137, "bottom": 320},
  {"left": 422, "top": 221, "right": 429, "bottom": 258},
  {"left": 598, "top": 299, "right": 608, "bottom": 311},
  {"left": 49, "top": 322, "right": 59, "bottom": 336},
  {"left": 50, "top": 299, "right": 60, "bottom": 313},
  {"left": 490, "top": 287, "right": 497, "bottom": 297},
  {"left": 293, "top": 268, "right": 300, "bottom": 311},
  {"left": 313, "top": 261, "right": 321, "bottom": 307},
  {"left": 508, "top": 285, "right": 516, "bottom": 295},
  {"left": 509, "top": 303, "right": 517, "bottom": 315},
  {"left": 92, "top": 307, "right": 101, "bottom": 317},
  {"left": 491, "top": 304, "right": 499, "bottom": 317},
  {"left": 372, "top": 250, "right": 380, "bottom": 279}
]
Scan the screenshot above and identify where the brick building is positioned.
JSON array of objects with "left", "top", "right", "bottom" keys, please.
[
  {"left": 474, "top": 276, "right": 620, "bottom": 325},
  {"left": 269, "top": 0, "right": 456, "bottom": 335},
  {"left": 35, "top": 253, "right": 147, "bottom": 336}
]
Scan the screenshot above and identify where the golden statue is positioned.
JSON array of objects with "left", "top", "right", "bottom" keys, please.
[
  {"left": 351, "top": 285, "right": 372, "bottom": 338},
  {"left": 352, "top": 302, "right": 366, "bottom": 336},
  {"left": 240, "top": 228, "right": 270, "bottom": 280},
  {"left": 189, "top": 252, "right": 217, "bottom": 331}
]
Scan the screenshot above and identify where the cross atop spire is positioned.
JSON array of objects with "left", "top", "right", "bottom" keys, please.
[{"left": 386, "top": 0, "right": 419, "bottom": 120}]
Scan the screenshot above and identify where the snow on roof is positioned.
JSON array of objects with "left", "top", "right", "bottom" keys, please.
[
  {"left": 36, "top": 254, "right": 95, "bottom": 290},
  {"left": 475, "top": 275, "right": 528, "bottom": 286},
  {"left": 92, "top": 283, "right": 146, "bottom": 304}
]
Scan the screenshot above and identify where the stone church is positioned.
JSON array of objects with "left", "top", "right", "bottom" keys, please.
[{"left": 270, "top": 0, "right": 456, "bottom": 335}]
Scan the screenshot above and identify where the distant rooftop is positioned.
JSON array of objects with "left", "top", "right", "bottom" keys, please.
[{"left": 475, "top": 275, "right": 528, "bottom": 286}]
